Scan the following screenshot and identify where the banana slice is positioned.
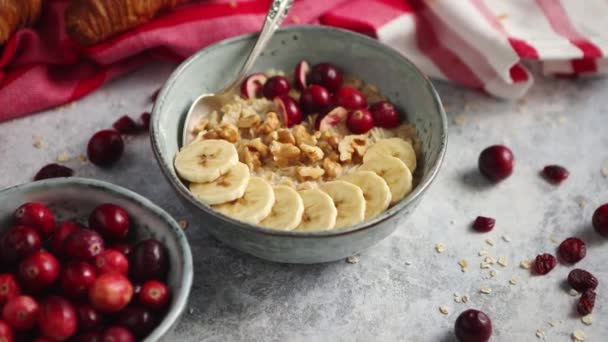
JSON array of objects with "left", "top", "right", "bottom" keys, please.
[
  {"left": 296, "top": 189, "right": 338, "bottom": 231},
  {"left": 341, "top": 171, "right": 391, "bottom": 220},
  {"left": 359, "top": 155, "right": 413, "bottom": 204},
  {"left": 364, "top": 138, "right": 417, "bottom": 172},
  {"left": 259, "top": 186, "right": 304, "bottom": 231},
  {"left": 174, "top": 139, "right": 239, "bottom": 183},
  {"left": 189, "top": 162, "right": 250, "bottom": 205},
  {"left": 213, "top": 177, "right": 275, "bottom": 224},
  {"left": 319, "top": 181, "right": 365, "bottom": 229}
]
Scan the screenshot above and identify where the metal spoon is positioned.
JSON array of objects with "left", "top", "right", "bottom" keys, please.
[{"left": 182, "top": 0, "right": 294, "bottom": 145}]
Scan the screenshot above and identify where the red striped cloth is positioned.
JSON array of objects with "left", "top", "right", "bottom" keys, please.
[{"left": 1, "top": 0, "right": 607, "bottom": 122}]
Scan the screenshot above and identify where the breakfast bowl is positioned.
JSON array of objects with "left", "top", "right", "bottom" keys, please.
[
  {"left": 151, "top": 25, "right": 447, "bottom": 264},
  {"left": 0, "top": 178, "right": 193, "bottom": 341}
]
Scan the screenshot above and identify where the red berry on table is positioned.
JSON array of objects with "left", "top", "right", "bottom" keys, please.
[
  {"left": 262, "top": 76, "right": 291, "bottom": 99},
  {"left": 38, "top": 296, "right": 77, "bottom": 341},
  {"left": 13, "top": 203, "right": 55, "bottom": 239},
  {"left": 0, "top": 320, "right": 12, "bottom": 342},
  {"left": 94, "top": 250, "right": 129, "bottom": 275},
  {"left": 592, "top": 203, "right": 608, "bottom": 237},
  {"left": 17, "top": 251, "right": 60, "bottom": 292},
  {"left": 541, "top": 165, "right": 569, "bottom": 184},
  {"left": 478, "top": 145, "right": 514, "bottom": 182},
  {"left": 274, "top": 95, "right": 302, "bottom": 128},
  {"left": 128, "top": 239, "right": 168, "bottom": 283},
  {"left": 34, "top": 164, "right": 74, "bottom": 181},
  {"left": 577, "top": 290, "right": 596, "bottom": 316},
  {"left": 346, "top": 108, "right": 374, "bottom": 134},
  {"left": 299, "top": 85, "right": 331, "bottom": 114},
  {"left": 138, "top": 112, "right": 151, "bottom": 131},
  {"left": 87, "top": 130, "right": 124, "bottom": 167},
  {"left": 454, "top": 309, "right": 492, "bottom": 342},
  {"left": 309, "top": 63, "right": 343, "bottom": 92},
  {"left": 369, "top": 101, "right": 401, "bottom": 129},
  {"left": 51, "top": 221, "right": 82, "bottom": 255},
  {"left": 62, "top": 229, "right": 105, "bottom": 260},
  {"left": 534, "top": 253, "right": 557, "bottom": 275},
  {"left": 294, "top": 60, "right": 310, "bottom": 90},
  {"left": 0, "top": 275, "right": 20, "bottom": 310},
  {"left": 139, "top": 280, "right": 170, "bottom": 311},
  {"left": 472, "top": 216, "right": 495, "bottom": 233},
  {"left": 568, "top": 269, "right": 598, "bottom": 292},
  {"left": 557, "top": 237, "right": 586, "bottom": 264},
  {"left": 60, "top": 261, "right": 97, "bottom": 299},
  {"left": 2, "top": 296, "right": 38, "bottom": 331},
  {"left": 0, "top": 225, "right": 41, "bottom": 264},
  {"left": 102, "top": 326, "right": 135, "bottom": 342},
  {"left": 75, "top": 303, "right": 104, "bottom": 332},
  {"left": 332, "top": 87, "right": 367, "bottom": 110},
  {"left": 117, "top": 305, "right": 156, "bottom": 338},
  {"left": 88, "top": 273, "right": 133, "bottom": 313},
  {"left": 89, "top": 204, "right": 130, "bottom": 240},
  {"left": 241, "top": 73, "right": 267, "bottom": 99},
  {"left": 112, "top": 116, "right": 139, "bottom": 135}
]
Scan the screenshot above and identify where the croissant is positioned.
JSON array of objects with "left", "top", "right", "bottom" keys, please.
[
  {"left": 65, "top": 0, "right": 190, "bottom": 46},
  {"left": 0, "top": 0, "right": 43, "bottom": 45}
]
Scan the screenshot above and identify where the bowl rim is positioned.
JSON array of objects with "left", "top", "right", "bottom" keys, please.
[
  {"left": 151, "top": 24, "right": 448, "bottom": 238},
  {"left": 0, "top": 177, "right": 193, "bottom": 341}
]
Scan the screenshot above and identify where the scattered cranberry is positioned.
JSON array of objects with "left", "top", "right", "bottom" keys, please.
[
  {"left": 241, "top": 73, "right": 267, "bottom": 99},
  {"left": 309, "top": 63, "right": 343, "bottom": 92},
  {"left": 332, "top": 87, "right": 367, "bottom": 110},
  {"left": 89, "top": 204, "right": 130, "bottom": 240},
  {"left": 139, "top": 281, "right": 170, "bottom": 311},
  {"left": 76, "top": 303, "right": 104, "bottom": 332},
  {"left": 274, "top": 95, "right": 302, "bottom": 127},
  {"left": 34, "top": 164, "right": 74, "bottom": 181},
  {"left": 51, "top": 221, "right": 82, "bottom": 255},
  {"left": 0, "top": 225, "right": 41, "bottom": 264},
  {"left": 0, "top": 275, "right": 20, "bottom": 309},
  {"left": 108, "top": 243, "right": 131, "bottom": 256},
  {"left": 370, "top": 101, "right": 401, "bottom": 129},
  {"left": 262, "top": 76, "right": 290, "bottom": 99},
  {"left": 0, "top": 320, "right": 12, "bottom": 342},
  {"left": 87, "top": 130, "right": 124, "bottom": 167},
  {"left": 454, "top": 309, "right": 492, "bottom": 342},
  {"left": 558, "top": 237, "right": 586, "bottom": 264},
  {"left": 2, "top": 296, "right": 38, "bottom": 331},
  {"left": 60, "top": 261, "right": 97, "bottom": 298},
  {"left": 18, "top": 251, "right": 60, "bottom": 292},
  {"left": 472, "top": 216, "right": 495, "bottom": 233},
  {"left": 14, "top": 203, "right": 55, "bottom": 239},
  {"left": 102, "top": 326, "right": 135, "bottom": 342},
  {"left": 294, "top": 60, "right": 310, "bottom": 90},
  {"left": 541, "top": 165, "right": 569, "bottom": 184},
  {"left": 63, "top": 229, "right": 105, "bottom": 260},
  {"left": 128, "top": 239, "right": 168, "bottom": 283},
  {"left": 112, "top": 116, "right": 139, "bottom": 135},
  {"left": 138, "top": 112, "right": 151, "bottom": 131},
  {"left": 117, "top": 305, "right": 156, "bottom": 338},
  {"left": 478, "top": 145, "right": 515, "bottom": 182},
  {"left": 534, "top": 253, "right": 557, "bottom": 275},
  {"left": 94, "top": 250, "right": 128, "bottom": 276},
  {"left": 89, "top": 273, "right": 133, "bottom": 313},
  {"left": 592, "top": 203, "right": 608, "bottom": 237},
  {"left": 299, "top": 85, "right": 331, "bottom": 114},
  {"left": 38, "top": 296, "right": 77, "bottom": 341},
  {"left": 346, "top": 109, "right": 374, "bottom": 134},
  {"left": 577, "top": 290, "right": 596, "bottom": 316},
  {"left": 568, "top": 269, "right": 598, "bottom": 292}
]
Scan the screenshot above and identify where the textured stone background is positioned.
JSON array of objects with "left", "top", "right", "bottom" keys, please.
[{"left": 0, "top": 63, "right": 606, "bottom": 341}]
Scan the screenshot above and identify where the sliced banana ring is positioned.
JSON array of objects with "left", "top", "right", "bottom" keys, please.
[
  {"left": 319, "top": 180, "right": 365, "bottom": 229},
  {"left": 359, "top": 155, "right": 412, "bottom": 204},
  {"left": 296, "top": 189, "right": 337, "bottom": 231},
  {"left": 341, "top": 170, "right": 391, "bottom": 220},
  {"left": 174, "top": 139, "right": 239, "bottom": 183},
  {"left": 364, "top": 138, "right": 417, "bottom": 172},
  {"left": 189, "top": 162, "right": 250, "bottom": 205},
  {"left": 213, "top": 177, "right": 275, "bottom": 225},
  {"left": 259, "top": 186, "right": 304, "bottom": 231}
]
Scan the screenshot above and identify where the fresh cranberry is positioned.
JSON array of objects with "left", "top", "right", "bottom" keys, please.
[
  {"left": 17, "top": 251, "right": 59, "bottom": 292},
  {"left": 117, "top": 306, "right": 156, "bottom": 338},
  {"left": 139, "top": 281, "right": 170, "bottom": 311},
  {"left": 63, "top": 229, "right": 105, "bottom": 260},
  {"left": 101, "top": 326, "right": 135, "bottom": 342},
  {"left": 577, "top": 290, "right": 596, "bottom": 316},
  {"left": 128, "top": 239, "right": 168, "bottom": 283},
  {"left": 51, "top": 221, "right": 82, "bottom": 255},
  {"left": 309, "top": 63, "right": 343, "bottom": 92},
  {"left": 332, "top": 87, "right": 367, "bottom": 110},
  {"left": 0, "top": 320, "right": 12, "bottom": 342},
  {"left": 75, "top": 303, "right": 103, "bottom": 332},
  {"left": 316, "top": 106, "right": 347, "bottom": 131},
  {"left": 241, "top": 73, "right": 267, "bottom": 99},
  {"left": 534, "top": 253, "right": 557, "bottom": 275},
  {"left": 478, "top": 145, "right": 514, "bottom": 182},
  {"left": 138, "top": 112, "right": 151, "bottom": 131},
  {"left": 38, "top": 296, "right": 77, "bottom": 341},
  {"left": 60, "top": 262, "right": 97, "bottom": 299},
  {"left": 34, "top": 164, "right": 74, "bottom": 181},
  {"left": 299, "top": 85, "right": 331, "bottom": 114},
  {"left": 0, "top": 275, "right": 20, "bottom": 309},
  {"left": 558, "top": 237, "right": 586, "bottom": 263},
  {"left": 370, "top": 101, "right": 401, "bottom": 129},
  {"left": 13, "top": 203, "right": 55, "bottom": 239},
  {"left": 112, "top": 116, "right": 139, "bottom": 135},
  {"left": 346, "top": 109, "right": 374, "bottom": 134},
  {"left": 72, "top": 331, "right": 102, "bottom": 342},
  {"left": 94, "top": 250, "right": 128, "bottom": 276},
  {"left": 274, "top": 95, "right": 302, "bottom": 127},
  {"left": 89, "top": 204, "right": 130, "bottom": 240},
  {"left": 592, "top": 203, "right": 608, "bottom": 237},
  {"left": 262, "top": 76, "right": 290, "bottom": 99},
  {"left": 2, "top": 296, "right": 38, "bottom": 331},
  {"left": 89, "top": 273, "right": 133, "bottom": 313},
  {"left": 87, "top": 130, "right": 124, "bottom": 167},
  {"left": 0, "top": 226, "right": 41, "bottom": 264},
  {"left": 541, "top": 165, "right": 569, "bottom": 184},
  {"left": 454, "top": 309, "right": 492, "bottom": 342},
  {"left": 568, "top": 269, "right": 598, "bottom": 292},
  {"left": 107, "top": 243, "right": 130, "bottom": 256},
  {"left": 294, "top": 60, "right": 310, "bottom": 90},
  {"left": 472, "top": 216, "right": 495, "bottom": 233}
]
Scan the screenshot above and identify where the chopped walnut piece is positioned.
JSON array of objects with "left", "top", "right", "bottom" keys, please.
[
  {"left": 338, "top": 135, "right": 370, "bottom": 163},
  {"left": 246, "top": 138, "right": 269, "bottom": 157},
  {"left": 239, "top": 146, "right": 262, "bottom": 171},
  {"left": 322, "top": 158, "right": 342, "bottom": 179},
  {"left": 300, "top": 144, "right": 324, "bottom": 163},
  {"left": 257, "top": 112, "right": 280, "bottom": 135},
  {"left": 204, "top": 123, "right": 240, "bottom": 143},
  {"left": 296, "top": 166, "right": 325, "bottom": 182},
  {"left": 277, "top": 129, "right": 296, "bottom": 145},
  {"left": 270, "top": 141, "right": 300, "bottom": 167},
  {"left": 292, "top": 125, "right": 317, "bottom": 146},
  {"left": 238, "top": 114, "right": 261, "bottom": 128}
]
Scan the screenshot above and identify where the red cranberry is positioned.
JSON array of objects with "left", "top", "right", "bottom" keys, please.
[
  {"left": 478, "top": 145, "right": 514, "bottom": 182},
  {"left": 0, "top": 320, "right": 13, "bottom": 342},
  {"left": 34, "top": 164, "right": 74, "bottom": 181},
  {"left": 138, "top": 112, "right": 151, "bottom": 131},
  {"left": 94, "top": 250, "right": 128, "bottom": 276},
  {"left": 309, "top": 63, "right": 343, "bottom": 92},
  {"left": 299, "top": 85, "right": 331, "bottom": 114},
  {"left": 317, "top": 106, "right": 347, "bottom": 131},
  {"left": 472, "top": 216, "right": 495, "bottom": 233},
  {"left": 262, "top": 76, "right": 291, "bottom": 99},
  {"left": 38, "top": 296, "right": 77, "bottom": 341},
  {"left": 89, "top": 204, "right": 130, "bottom": 240},
  {"left": 241, "top": 73, "right": 267, "bottom": 99},
  {"left": 534, "top": 253, "right": 557, "bottom": 275},
  {"left": 370, "top": 101, "right": 401, "bottom": 128},
  {"left": 13, "top": 203, "right": 55, "bottom": 239},
  {"left": 332, "top": 87, "right": 367, "bottom": 110},
  {"left": 577, "top": 290, "right": 596, "bottom": 316},
  {"left": 60, "top": 262, "right": 97, "bottom": 299},
  {"left": 568, "top": 269, "right": 598, "bottom": 292},
  {"left": 592, "top": 203, "right": 608, "bottom": 237},
  {"left": 112, "top": 116, "right": 139, "bottom": 135},
  {"left": 454, "top": 309, "right": 492, "bottom": 342},
  {"left": 63, "top": 229, "right": 105, "bottom": 260},
  {"left": 18, "top": 251, "right": 59, "bottom": 292},
  {"left": 117, "top": 306, "right": 156, "bottom": 338},
  {"left": 541, "top": 165, "right": 569, "bottom": 184},
  {"left": 87, "top": 130, "right": 124, "bottom": 167},
  {"left": 346, "top": 109, "right": 374, "bottom": 134},
  {"left": 2, "top": 296, "right": 38, "bottom": 331},
  {"left": 294, "top": 60, "right": 310, "bottom": 90},
  {"left": 139, "top": 280, "right": 170, "bottom": 311},
  {"left": 89, "top": 273, "right": 133, "bottom": 313},
  {"left": 0, "top": 226, "right": 41, "bottom": 264},
  {"left": 0, "top": 275, "right": 20, "bottom": 309},
  {"left": 102, "top": 326, "right": 134, "bottom": 342},
  {"left": 558, "top": 237, "right": 586, "bottom": 263},
  {"left": 274, "top": 95, "right": 302, "bottom": 127},
  {"left": 107, "top": 243, "right": 130, "bottom": 256},
  {"left": 128, "top": 239, "right": 168, "bottom": 283},
  {"left": 51, "top": 221, "right": 82, "bottom": 255},
  {"left": 72, "top": 331, "right": 102, "bottom": 342},
  {"left": 76, "top": 303, "right": 103, "bottom": 332}
]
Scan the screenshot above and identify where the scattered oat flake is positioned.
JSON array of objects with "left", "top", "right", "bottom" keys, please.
[
  {"left": 453, "top": 115, "right": 467, "bottom": 126},
  {"left": 547, "top": 321, "right": 556, "bottom": 327},
  {"left": 461, "top": 295, "right": 469, "bottom": 303},
  {"left": 405, "top": 261, "right": 412, "bottom": 265},
  {"left": 33, "top": 138, "right": 44, "bottom": 149},
  {"left": 346, "top": 255, "right": 360, "bottom": 264},
  {"left": 485, "top": 238, "right": 495, "bottom": 246},
  {"left": 484, "top": 256, "right": 496, "bottom": 264},
  {"left": 550, "top": 237, "right": 560, "bottom": 245},
  {"left": 569, "top": 289, "right": 579, "bottom": 296},
  {"left": 490, "top": 270, "right": 498, "bottom": 278},
  {"left": 497, "top": 257, "right": 508, "bottom": 267},
  {"left": 458, "top": 259, "right": 469, "bottom": 272},
  {"left": 572, "top": 330, "right": 585, "bottom": 341},
  {"left": 501, "top": 235, "right": 511, "bottom": 242},
  {"left": 478, "top": 250, "right": 489, "bottom": 256},
  {"left": 480, "top": 263, "right": 491, "bottom": 269},
  {"left": 602, "top": 166, "right": 608, "bottom": 178},
  {"left": 575, "top": 196, "right": 587, "bottom": 208},
  {"left": 454, "top": 297, "right": 462, "bottom": 303},
  {"left": 536, "top": 329, "right": 546, "bottom": 339},
  {"left": 439, "top": 306, "right": 449, "bottom": 315},
  {"left": 57, "top": 152, "right": 71, "bottom": 162},
  {"left": 178, "top": 219, "right": 189, "bottom": 230},
  {"left": 509, "top": 277, "right": 517, "bottom": 285},
  {"left": 520, "top": 260, "right": 532, "bottom": 269},
  {"left": 479, "top": 287, "right": 492, "bottom": 294},
  {"left": 581, "top": 315, "right": 593, "bottom": 326},
  {"left": 435, "top": 243, "right": 446, "bottom": 253}
]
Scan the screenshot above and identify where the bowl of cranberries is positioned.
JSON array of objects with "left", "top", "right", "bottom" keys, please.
[{"left": 0, "top": 178, "right": 193, "bottom": 341}]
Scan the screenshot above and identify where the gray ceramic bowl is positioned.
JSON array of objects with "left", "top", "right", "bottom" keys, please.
[
  {"left": 0, "top": 178, "right": 193, "bottom": 341},
  {"left": 151, "top": 25, "right": 447, "bottom": 264}
]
